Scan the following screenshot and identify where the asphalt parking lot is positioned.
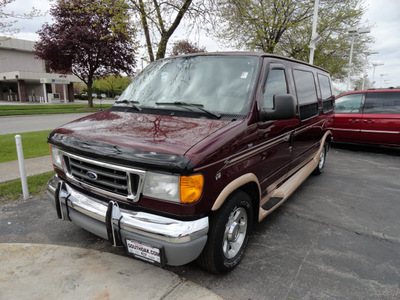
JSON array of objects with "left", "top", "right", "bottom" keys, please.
[{"left": 1, "top": 143, "right": 399, "bottom": 299}]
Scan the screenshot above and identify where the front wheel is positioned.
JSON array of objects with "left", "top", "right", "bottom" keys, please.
[
  {"left": 197, "top": 190, "right": 253, "bottom": 274},
  {"left": 313, "top": 142, "right": 328, "bottom": 175}
]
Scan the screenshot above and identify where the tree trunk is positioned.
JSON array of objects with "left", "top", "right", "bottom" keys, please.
[
  {"left": 155, "top": 0, "right": 193, "bottom": 60},
  {"left": 138, "top": 0, "right": 155, "bottom": 62},
  {"left": 87, "top": 80, "right": 93, "bottom": 108}
]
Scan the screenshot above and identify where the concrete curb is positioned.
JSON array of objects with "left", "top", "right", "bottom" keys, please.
[{"left": 0, "top": 243, "right": 222, "bottom": 299}]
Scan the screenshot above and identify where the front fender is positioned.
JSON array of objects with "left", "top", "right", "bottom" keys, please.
[{"left": 211, "top": 173, "right": 261, "bottom": 211}]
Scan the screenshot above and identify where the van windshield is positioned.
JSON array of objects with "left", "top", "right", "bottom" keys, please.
[{"left": 115, "top": 55, "right": 260, "bottom": 116}]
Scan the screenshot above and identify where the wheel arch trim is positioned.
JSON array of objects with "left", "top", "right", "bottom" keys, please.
[{"left": 211, "top": 173, "right": 261, "bottom": 211}]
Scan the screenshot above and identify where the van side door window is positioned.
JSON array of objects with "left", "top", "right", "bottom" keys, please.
[
  {"left": 332, "top": 93, "right": 364, "bottom": 143},
  {"left": 335, "top": 94, "right": 363, "bottom": 113},
  {"left": 290, "top": 68, "right": 321, "bottom": 170},
  {"left": 293, "top": 69, "right": 318, "bottom": 120},
  {"left": 360, "top": 92, "right": 400, "bottom": 145}
]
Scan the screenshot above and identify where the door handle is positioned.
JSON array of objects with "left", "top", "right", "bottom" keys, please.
[
  {"left": 363, "top": 119, "right": 374, "bottom": 124},
  {"left": 349, "top": 119, "right": 360, "bottom": 123}
]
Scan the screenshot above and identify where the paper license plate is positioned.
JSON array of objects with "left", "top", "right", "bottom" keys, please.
[{"left": 126, "top": 239, "right": 163, "bottom": 265}]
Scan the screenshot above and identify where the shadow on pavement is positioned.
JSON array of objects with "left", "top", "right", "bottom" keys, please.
[{"left": 332, "top": 142, "right": 400, "bottom": 156}]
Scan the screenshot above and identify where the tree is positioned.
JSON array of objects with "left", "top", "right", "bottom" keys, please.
[
  {"left": 216, "top": 0, "right": 313, "bottom": 53},
  {"left": 93, "top": 75, "right": 132, "bottom": 98},
  {"left": 352, "top": 76, "right": 373, "bottom": 91},
  {"left": 1, "top": 0, "right": 40, "bottom": 36},
  {"left": 129, "top": 0, "right": 212, "bottom": 61},
  {"left": 216, "top": 0, "right": 372, "bottom": 80},
  {"left": 275, "top": 0, "right": 372, "bottom": 81},
  {"left": 34, "top": 0, "right": 137, "bottom": 107},
  {"left": 170, "top": 39, "right": 206, "bottom": 56}
]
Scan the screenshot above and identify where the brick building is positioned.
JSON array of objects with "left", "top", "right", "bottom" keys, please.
[{"left": 0, "top": 37, "right": 81, "bottom": 103}]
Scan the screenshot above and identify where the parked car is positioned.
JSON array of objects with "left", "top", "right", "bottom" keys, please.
[
  {"left": 46, "top": 52, "right": 334, "bottom": 274},
  {"left": 74, "top": 93, "right": 88, "bottom": 100},
  {"left": 332, "top": 88, "right": 400, "bottom": 146}
]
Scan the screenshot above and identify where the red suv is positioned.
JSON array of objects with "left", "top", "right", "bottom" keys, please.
[{"left": 332, "top": 89, "right": 400, "bottom": 146}]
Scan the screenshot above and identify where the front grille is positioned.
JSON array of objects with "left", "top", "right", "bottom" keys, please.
[{"left": 62, "top": 152, "right": 145, "bottom": 202}]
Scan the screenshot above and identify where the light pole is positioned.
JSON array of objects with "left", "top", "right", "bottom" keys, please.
[
  {"left": 384, "top": 79, "right": 392, "bottom": 87},
  {"left": 309, "top": 0, "right": 320, "bottom": 65},
  {"left": 361, "top": 51, "right": 378, "bottom": 90},
  {"left": 346, "top": 27, "right": 370, "bottom": 91},
  {"left": 372, "top": 62, "right": 384, "bottom": 87},
  {"left": 380, "top": 73, "right": 388, "bottom": 88}
]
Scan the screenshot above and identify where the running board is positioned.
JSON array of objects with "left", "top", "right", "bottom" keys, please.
[
  {"left": 261, "top": 197, "right": 283, "bottom": 211},
  {"left": 258, "top": 150, "right": 320, "bottom": 222}
]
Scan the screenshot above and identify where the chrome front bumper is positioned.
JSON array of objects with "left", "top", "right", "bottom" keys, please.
[{"left": 46, "top": 175, "right": 209, "bottom": 266}]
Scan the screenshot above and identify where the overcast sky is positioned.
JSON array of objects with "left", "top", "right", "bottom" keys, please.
[{"left": 4, "top": 0, "right": 400, "bottom": 90}]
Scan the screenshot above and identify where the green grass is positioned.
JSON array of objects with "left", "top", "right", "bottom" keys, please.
[
  {"left": 0, "top": 104, "right": 112, "bottom": 116},
  {"left": 0, "top": 171, "right": 55, "bottom": 202},
  {"left": 0, "top": 130, "right": 51, "bottom": 163}
]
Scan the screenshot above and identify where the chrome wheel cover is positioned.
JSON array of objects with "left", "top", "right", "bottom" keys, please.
[
  {"left": 223, "top": 207, "right": 248, "bottom": 259},
  {"left": 319, "top": 149, "right": 325, "bottom": 169}
]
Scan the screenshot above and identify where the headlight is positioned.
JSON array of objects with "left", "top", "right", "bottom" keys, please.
[
  {"left": 143, "top": 172, "right": 180, "bottom": 202},
  {"left": 143, "top": 172, "right": 203, "bottom": 204},
  {"left": 50, "top": 145, "right": 64, "bottom": 170}
]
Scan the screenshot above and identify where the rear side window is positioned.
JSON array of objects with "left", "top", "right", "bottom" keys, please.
[
  {"left": 263, "top": 69, "right": 288, "bottom": 109},
  {"left": 293, "top": 69, "right": 318, "bottom": 120},
  {"left": 318, "top": 73, "right": 334, "bottom": 112},
  {"left": 364, "top": 92, "right": 400, "bottom": 114},
  {"left": 335, "top": 93, "right": 363, "bottom": 113},
  {"left": 318, "top": 74, "right": 332, "bottom": 99}
]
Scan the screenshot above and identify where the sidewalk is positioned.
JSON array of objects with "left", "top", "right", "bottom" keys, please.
[
  {"left": 0, "top": 243, "right": 222, "bottom": 299},
  {"left": 0, "top": 155, "right": 53, "bottom": 183}
]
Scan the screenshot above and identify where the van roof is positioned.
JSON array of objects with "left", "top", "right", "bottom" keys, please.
[{"left": 168, "top": 51, "right": 330, "bottom": 74}]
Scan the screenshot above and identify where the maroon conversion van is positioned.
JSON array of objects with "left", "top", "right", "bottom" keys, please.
[
  {"left": 332, "top": 89, "right": 400, "bottom": 147},
  {"left": 47, "top": 52, "right": 334, "bottom": 273}
]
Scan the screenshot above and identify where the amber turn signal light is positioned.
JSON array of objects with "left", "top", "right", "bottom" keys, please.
[{"left": 180, "top": 174, "right": 204, "bottom": 203}]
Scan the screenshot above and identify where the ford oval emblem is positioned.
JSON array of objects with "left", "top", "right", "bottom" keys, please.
[{"left": 86, "top": 171, "right": 98, "bottom": 180}]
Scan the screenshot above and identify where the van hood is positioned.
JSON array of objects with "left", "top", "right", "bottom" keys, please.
[{"left": 49, "top": 110, "right": 231, "bottom": 170}]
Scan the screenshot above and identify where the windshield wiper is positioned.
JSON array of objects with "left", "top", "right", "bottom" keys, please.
[
  {"left": 155, "top": 101, "right": 221, "bottom": 119},
  {"left": 115, "top": 99, "right": 142, "bottom": 111}
]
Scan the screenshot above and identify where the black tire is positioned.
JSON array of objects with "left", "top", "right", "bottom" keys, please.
[
  {"left": 197, "top": 190, "right": 253, "bottom": 274},
  {"left": 313, "top": 142, "right": 328, "bottom": 175}
]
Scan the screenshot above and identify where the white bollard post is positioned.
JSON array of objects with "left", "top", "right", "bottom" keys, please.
[{"left": 15, "top": 135, "right": 29, "bottom": 200}]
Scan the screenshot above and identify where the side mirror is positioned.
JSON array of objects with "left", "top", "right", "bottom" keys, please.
[{"left": 260, "top": 94, "right": 296, "bottom": 121}]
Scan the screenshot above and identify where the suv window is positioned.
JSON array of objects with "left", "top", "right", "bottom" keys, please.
[
  {"left": 293, "top": 69, "right": 318, "bottom": 120},
  {"left": 335, "top": 93, "right": 363, "bottom": 113},
  {"left": 263, "top": 68, "right": 288, "bottom": 109},
  {"left": 364, "top": 92, "right": 400, "bottom": 114}
]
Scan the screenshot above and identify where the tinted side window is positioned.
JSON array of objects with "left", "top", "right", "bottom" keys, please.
[
  {"left": 318, "top": 73, "right": 334, "bottom": 112},
  {"left": 293, "top": 69, "right": 318, "bottom": 120},
  {"left": 335, "top": 94, "right": 363, "bottom": 113},
  {"left": 263, "top": 69, "right": 288, "bottom": 109},
  {"left": 318, "top": 74, "right": 332, "bottom": 99},
  {"left": 364, "top": 92, "right": 400, "bottom": 114}
]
